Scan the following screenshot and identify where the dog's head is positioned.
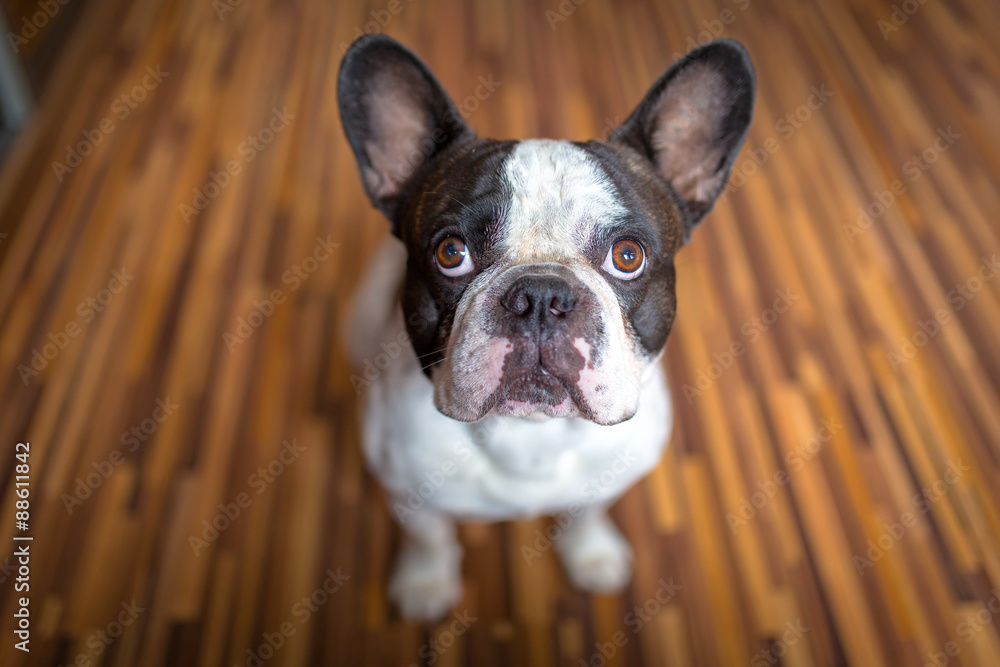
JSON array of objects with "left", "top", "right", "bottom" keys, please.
[{"left": 338, "top": 35, "right": 754, "bottom": 425}]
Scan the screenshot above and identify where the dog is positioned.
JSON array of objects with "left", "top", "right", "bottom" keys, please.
[{"left": 338, "top": 34, "right": 754, "bottom": 620}]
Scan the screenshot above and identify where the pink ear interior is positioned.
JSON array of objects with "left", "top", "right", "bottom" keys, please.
[
  {"left": 648, "top": 62, "right": 731, "bottom": 207},
  {"left": 361, "top": 71, "right": 434, "bottom": 200}
]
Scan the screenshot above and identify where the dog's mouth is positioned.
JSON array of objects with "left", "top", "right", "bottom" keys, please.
[{"left": 484, "top": 364, "right": 583, "bottom": 419}]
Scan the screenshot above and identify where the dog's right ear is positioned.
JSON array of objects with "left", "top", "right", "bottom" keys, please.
[
  {"left": 610, "top": 39, "right": 755, "bottom": 240},
  {"left": 338, "top": 35, "right": 474, "bottom": 223}
]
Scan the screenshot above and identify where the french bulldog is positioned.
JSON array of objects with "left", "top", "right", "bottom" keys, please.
[{"left": 338, "top": 34, "right": 754, "bottom": 620}]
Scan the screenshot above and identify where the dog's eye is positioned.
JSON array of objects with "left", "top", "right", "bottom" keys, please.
[
  {"left": 602, "top": 239, "right": 645, "bottom": 280},
  {"left": 435, "top": 236, "right": 474, "bottom": 276}
]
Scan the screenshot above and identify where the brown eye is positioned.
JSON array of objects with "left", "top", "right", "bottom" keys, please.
[
  {"left": 603, "top": 239, "right": 645, "bottom": 279},
  {"left": 435, "top": 236, "right": 473, "bottom": 276}
]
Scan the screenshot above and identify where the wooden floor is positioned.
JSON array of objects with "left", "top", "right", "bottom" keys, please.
[{"left": 1, "top": 0, "right": 999, "bottom": 665}]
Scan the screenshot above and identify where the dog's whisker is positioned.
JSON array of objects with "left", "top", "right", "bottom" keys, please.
[
  {"left": 445, "top": 194, "right": 476, "bottom": 217},
  {"left": 419, "top": 357, "right": 448, "bottom": 373},
  {"left": 414, "top": 347, "right": 449, "bottom": 361}
]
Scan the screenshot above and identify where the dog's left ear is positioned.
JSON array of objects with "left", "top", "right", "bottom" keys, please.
[
  {"left": 338, "top": 35, "right": 475, "bottom": 223},
  {"left": 611, "top": 39, "right": 755, "bottom": 238}
]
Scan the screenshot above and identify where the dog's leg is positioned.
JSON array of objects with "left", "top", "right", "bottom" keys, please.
[
  {"left": 389, "top": 505, "right": 462, "bottom": 621},
  {"left": 556, "top": 507, "right": 633, "bottom": 592}
]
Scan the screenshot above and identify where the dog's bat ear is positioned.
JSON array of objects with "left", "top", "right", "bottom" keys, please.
[
  {"left": 338, "top": 35, "right": 474, "bottom": 223},
  {"left": 610, "top": 39, "right": 755, "bottom": 239}
]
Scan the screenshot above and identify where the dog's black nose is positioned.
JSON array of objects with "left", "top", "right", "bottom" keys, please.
[{"left": 500, "top": 275, "right": 576, "bottom": 320}]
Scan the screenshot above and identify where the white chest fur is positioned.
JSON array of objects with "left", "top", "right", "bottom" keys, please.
[{"left": 360, "top": 309, "right": 673, "bottom": 521}]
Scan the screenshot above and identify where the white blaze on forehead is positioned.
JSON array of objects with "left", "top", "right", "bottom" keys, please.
[{"left": 502, "top": 140, "right": 626, "bottom": 261}]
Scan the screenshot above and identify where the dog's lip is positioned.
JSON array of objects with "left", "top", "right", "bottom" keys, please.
[
  {"left": 513, "top": 364, "right": 565, "bottom": 389},
  {"left": 480, "top": 363, "right": 579, "bottom": 414},
  {"left": 505, "top": 361, "right": 565, "bottom": 388}
]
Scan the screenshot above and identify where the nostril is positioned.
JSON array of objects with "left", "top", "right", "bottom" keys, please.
[
  {"left": 512, "top": 293, "right": 530, "bottom": 316},
  {"left": 502, "top": 289, "right": 531, "bottom": 316},
  {"left": 549, "top": 294, "right": 575, "bottom": 316}
]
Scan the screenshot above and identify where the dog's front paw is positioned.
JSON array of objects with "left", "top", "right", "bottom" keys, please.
[
  {"left": 389, "top": 544, "right": 463, "bottom": 621},
  {"left": 557, "top": 514, "right": 633, "bottom": 592}
]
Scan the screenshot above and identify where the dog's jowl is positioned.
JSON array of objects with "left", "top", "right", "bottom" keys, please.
[{"left": 338, "top": 34, "right": 754, "bottom": 620}]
